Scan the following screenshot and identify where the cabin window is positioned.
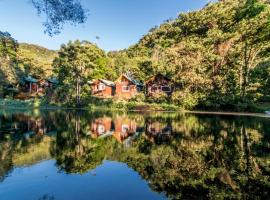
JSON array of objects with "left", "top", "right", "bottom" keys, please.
[
  {"left": 98, "top": 83, "right": 105, "bottom": 91},
  {"left": 122, "top": 125, "right": 129, "bottom": 133},
  {"left": 97, "top": 125, "right": 105, "bottom": 134},
  {"left": 151, "top": 86, "right": 158, "bottom": 92},
  {"left": 161, "top": 86, "right": 171, "bottom": 92},
  {"left": 122, "top": 86, "right": 130, "bottom": 92}
]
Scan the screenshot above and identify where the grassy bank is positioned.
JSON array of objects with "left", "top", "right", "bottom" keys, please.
[
  {"left": 0, "top": 98, "right": 180, "bottom": 111},
  {"left": 0, "top": 98, "right": 269, "bottom": 113},
  {"left": 88, "top": 99, "right": 180, "bottom": 112},
  {"left": 0, "top": 99, "right": 62, "bottom": 109}
]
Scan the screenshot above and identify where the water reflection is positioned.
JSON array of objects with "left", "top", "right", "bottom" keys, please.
[{"left": 0, "top": 110, "right": 269, "bottom": 199}]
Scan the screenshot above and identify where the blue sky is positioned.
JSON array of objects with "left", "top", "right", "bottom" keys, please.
[{"left": 0, "top": 0, "right": 211, "bottom": 51}]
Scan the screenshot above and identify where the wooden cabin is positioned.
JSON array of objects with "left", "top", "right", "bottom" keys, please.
[
  {"left": 23, "top": 76, "right": 38, "bottom": 94},
  {"left": 113, "top": 117, "right": 137, "bottom": 143},
  {"left": 89, "top": 79, "right": 115, "bottom": 98},
  {"left": 145, "top": 74, "right": 173, "bottom": 96},
  {"left": 91, "top": 117, "right": 113, "bottom": 138},
  {"left": 114, "top": 74, "right": 143, "bottom": 99}
]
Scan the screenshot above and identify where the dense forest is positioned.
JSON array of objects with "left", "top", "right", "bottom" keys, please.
[{"left": 1, "top": 0, "right": 270, "bottom": 111}]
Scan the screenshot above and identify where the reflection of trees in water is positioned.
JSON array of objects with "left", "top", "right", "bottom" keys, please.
[
  {"left": 0, "top": 111, "right": 269, "bottom": 199},
  {"left": 117, "top": 115, "right": 270, "bottom": 199}
]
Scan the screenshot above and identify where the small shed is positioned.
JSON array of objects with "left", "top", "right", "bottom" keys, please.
[
  {"left": 89, "top": 79, "right": 116, "bottom": 97},
  {"left": 145, "top": 74, "right": 174, "bottom": 96},
  {"left": 114, "top": 74, "right": 143, "bottom": 99}
]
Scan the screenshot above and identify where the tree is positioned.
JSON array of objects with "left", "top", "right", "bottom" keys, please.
[
  {"left": 53, "top": 40, "right": 105, "bottom": 105},
  {"left": 31, "top": 0, "right": 88, "bottom": 36},
  {"left": 0, "top": 31, "right": 18, "bottom": 60},
  {"left": 234, "top": 0, "right": 270, "bottom": 98}
]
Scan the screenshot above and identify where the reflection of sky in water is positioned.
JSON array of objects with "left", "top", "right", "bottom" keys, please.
[{"left": 0, "top": 160, "right": 166, "bottom": 200}]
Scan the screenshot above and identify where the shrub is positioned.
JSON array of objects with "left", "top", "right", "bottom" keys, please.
[
  {"left": 172, "top": 91, "right": 200, "bottom": 110},
  {"left": 130, "top": 93, "right": 146, "bottom": 102},
  {"left": 147, "top": 92, "right": 169, "bottom": 104}
]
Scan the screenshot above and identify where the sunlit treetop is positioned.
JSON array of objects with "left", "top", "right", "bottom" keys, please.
[{"left": 31, "top": 0, "right": 88, "bottom": 36}]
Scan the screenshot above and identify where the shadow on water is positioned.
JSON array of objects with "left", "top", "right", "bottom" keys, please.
[{"left": 0, "top": 109, "right": 269, "bottom": 199}]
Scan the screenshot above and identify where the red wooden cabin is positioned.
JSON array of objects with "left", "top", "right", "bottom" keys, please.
[
  {"left": 114, "top": 74, "right": 143, "bottom": 99},
  {"left": 89, "top": 79, "right": 116, "bottom": 98}
]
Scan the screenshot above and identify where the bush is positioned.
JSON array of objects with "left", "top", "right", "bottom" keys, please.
[
  {"left": 147, "top": 92, "right": 169, "bottom": 104},
  {"left": 130, "top": 93, "right": 146, "bottom": 102},
  {"left": 172, "top": 91, "right": 200, "bottom": 110}
]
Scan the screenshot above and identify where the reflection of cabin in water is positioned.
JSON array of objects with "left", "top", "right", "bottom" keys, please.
[
  {"left": 0, "top": 114, "right": 53, "bottom": 136},
  {"left": 114, "top": 74, "right": 143, "bottom": 99},
  {"left": 146, "top": 120, "right": 172, "bottom": 144},
  {"left": 113, "top": 117, "right": 137, "bottom": 143},
  {"left": 89, "top": 79, "right": 116, "bottom": 98},
  {"left": 91, "top": 117, "right": 114, "bottom": 138},
  {"left": 145, "top": 74, "right": 174, "bottom": 96}
]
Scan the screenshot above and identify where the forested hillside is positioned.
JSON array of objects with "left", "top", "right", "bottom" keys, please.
[
  {"left": 0, "top": 33, "right": 56, "bottom": 86},
  {"left": 106, "top": 0, "right": 270, "bottom": 110},
  {"left": 17, "top": 43, "right": 57, "bottom": 78}
]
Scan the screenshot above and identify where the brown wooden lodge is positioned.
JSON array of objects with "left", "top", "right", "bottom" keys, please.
[{"left": 145, "top": 74, "right": 174, "bottom": 96}]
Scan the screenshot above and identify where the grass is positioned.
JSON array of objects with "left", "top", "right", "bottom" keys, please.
[
  {"left": 1, "top": 97, "right": 269, "bottom": 113},
  {"left": 88, "top": 99, "right": 181, "bottom": 112},
  {"left": 0, "top": 98, "right": 62, "bottom": 109}
]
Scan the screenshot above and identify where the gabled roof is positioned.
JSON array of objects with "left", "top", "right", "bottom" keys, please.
[
  {"left": 120, "top": 74, "right": 143, "bottom": 86},
  {"left": 47, "top": 77, "right": 59, "bottom": 84},
  {"left": 88, "top": 79, "right": 115, "bottom": 87},
  {"left": 24, "top": 76, "right": 38, "bottom": 83},
  {"left": 100, "top": 79, "right": 116, "bottom": 87},
  {"left": 145, "top": 73, "right": 171, "bottom": 84}
]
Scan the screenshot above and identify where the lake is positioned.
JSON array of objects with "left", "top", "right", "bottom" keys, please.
[{"left": 0, "top": 110, "right": 269, "bottom": 200}]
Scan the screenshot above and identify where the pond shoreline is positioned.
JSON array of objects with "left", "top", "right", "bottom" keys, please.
[
  {"left": 1, "top": 105, "right": 270, "bottom": 118},
  {"left": 1, "top": 98, "right": 270, "bottom": 116}
]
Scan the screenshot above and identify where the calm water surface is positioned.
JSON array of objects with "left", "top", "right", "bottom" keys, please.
[{"left": 0, "top": 110, "right": 269, "bottom": 200}]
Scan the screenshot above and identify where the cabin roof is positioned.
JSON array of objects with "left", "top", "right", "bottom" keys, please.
[
  {"left": 24, "top": 76, "right": 38, "bottom": 83},
  {"left": 88, "top": 79, "right": 115, "bottom": 87},
  {"left": 47, "top": 77, "right": 59, "bottom": 84},
  {"left": 145, "top": 73, "right": 171, "bottom": 84},
  {"left": 120, "top": 74, "right": 143, "bottom": 86},
  {"left": 100, "top": 79, "right": 116, "bottom": 87}
]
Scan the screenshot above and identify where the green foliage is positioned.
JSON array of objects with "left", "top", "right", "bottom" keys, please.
[
  {"left": 31, "top": 0, "right": 88, "bottom": 36},
  {"left": 147, "top": 92, "right": 169, "bottom": 104},
  {"left": 0, "top": 31, "right": 18, "bottom": 60},
  {"left": 172, "top": 91, "right": 201, "bottom": 109},
  {"left": 130, "top": 93, "right": 146, "bottom": 103},
  {"left": 53, "top": 40, "right": 105, "bottom": 105},
  {"left": 17, "top": 43, "right": 57, "bottom": 78},
  {"left": 116, "top": 0, "right": 270, "bottom": 110}
]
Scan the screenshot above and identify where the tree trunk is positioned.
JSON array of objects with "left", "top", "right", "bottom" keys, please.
[{"left": 76, "top": 77, "right": 81, "bottom": 106}]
